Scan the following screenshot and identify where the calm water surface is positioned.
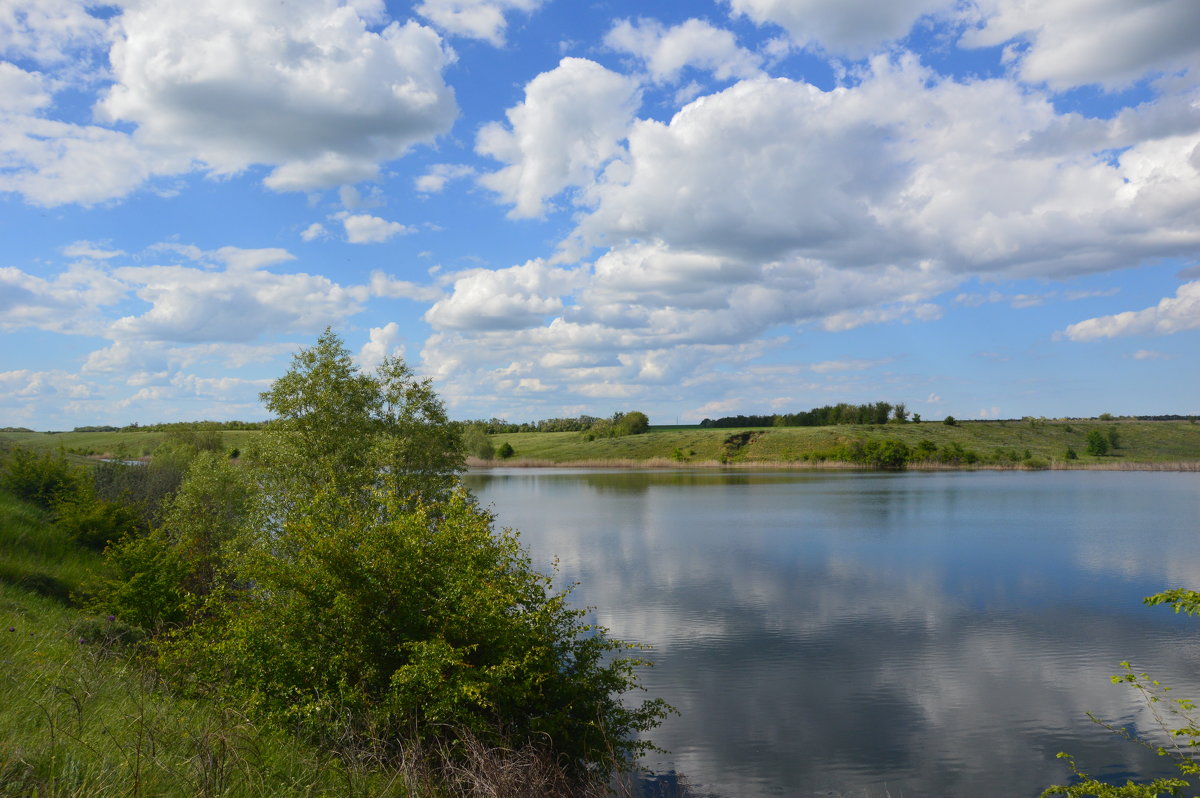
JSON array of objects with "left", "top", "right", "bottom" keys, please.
[{"left": 463, "top": 469, "right": 1200, "bottom": 798}]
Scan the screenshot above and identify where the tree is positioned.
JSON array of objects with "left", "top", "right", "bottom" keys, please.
[
  {"left": 944, "top": 415, "right": 957, "bottom": 426},
  {"left": 256, "top": 328, "right": 464, "bottom": 517},
  {"left": 160, "top": 330, "right": 667, "bottom": 777},
  {"left": 462, "top": 424, "right": 495, "bottom": 461},
  {"left": 891, "top": 403, "right": 909, "bottom": 423},
  {"left": 615, "top": 410, "right": 650, "bottom": 435},
  {"left": 1086, "top": 428, "right": 1109, "bottom": 456}
]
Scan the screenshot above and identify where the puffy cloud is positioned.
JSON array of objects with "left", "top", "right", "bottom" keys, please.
[
  {"left": 415, "top": 0, "right": 544, "bottom": 46},
  {"left": 1062, "top": 281, "right": 1200, "bottom": 341},
  {"left": 961, "top": 0, "right": 1200, "bottom": 90},
  {"left": 476, "top": 58, "right": 641, "bottom": 218},
  {"left": 367, "top": 270, "right": 443, "bottom": 302},
  {"left": 725, "top": 0, "right": 946, "bottom": 57},
  {"left": 99, "top": 0, "right": 457, "bottom": 192},
  {"left": 0, "top": 0, "right": 109, "bottom": 66},
  {"left": 0, "top": 114, "right": 167, "bottom": 206},
  {"left": 0, "top": 369, "right": 92, "bottom": 400},
  {"left": 415, "top": 162, "right": 476, "bottom": 193},
  {"left": 424, "top": 259, "right": 585, "bottom": 330},
  {"left": 108, "top": 248, "right": 363, "bottom": 343},
  {"left": 358, "top": 322, "right": 405, "bottom": 369},
  {"left": 0, "top": 261, "right": 128, "bottom": 334},
  {"left": 335, "top": 212, "right": 411, "bottom": 244},
  {"left": 300, "top": 223, "right": 328, "bottom": 242},
  {"left": 0, "top": 62, "right": 51, "bottom": 113},
  {"left": 605, "top": 18, "right": 762, "bottom": 84},
  {"left": 574, "top": 58, "right": 1200, "bottom": 279}
]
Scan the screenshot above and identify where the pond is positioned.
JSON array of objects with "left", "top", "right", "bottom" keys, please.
[{"left": 462, "top": 469, "right": 1200, "bottom": 797}]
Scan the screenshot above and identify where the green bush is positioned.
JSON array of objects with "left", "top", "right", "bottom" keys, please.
[
  {"left": 55, "top": 493, "right": 142, "bottom": 551},
  {"left": 167, "top": 488, "right": 668, "bottom": 774},
  {"left": 0, "top": 448, "right": 82, "bottom": 508},
  {"left": 1086, "top": 428, "right": 1109, "bottom": 456},
  {"left": 463, "top": 424, "right": 495, "bottom": 460},
  {"left": 497, "top": 441, "right": 514, "bottom": 459},
  {"left": 148, "top": 331, "right": 665, "bottom": 777}
]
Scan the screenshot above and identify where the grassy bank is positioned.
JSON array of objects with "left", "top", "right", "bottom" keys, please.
[
  {"left": 5, "top": 419, "right": 1200, "bottom": 470},
  {"left": 0, "top": 491, "right": 631, "bottom": 797},
  {"left": 481, "top": 420, "right": 1200, "bottom": 469}
]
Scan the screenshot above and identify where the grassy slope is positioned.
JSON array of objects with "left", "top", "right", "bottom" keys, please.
[
  {"left": 0, "top": 430, "right": 260, "bottom": 464},
  {"left": 5, "top": 420, "right": 1200, "bottom": 468},
  {"left": 0, "top": 493, "right": 412, "bottom": 797},
  {"left": 485, "top": 420, "right": 1200, "bottom": 467}
]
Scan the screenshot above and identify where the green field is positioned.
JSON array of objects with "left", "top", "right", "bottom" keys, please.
[
  {"left": 4, "top": 419, "right": 1200, "bottom": 469},
  {"left": 484, "top": 419, "right": 1200, "bottom": 468}
]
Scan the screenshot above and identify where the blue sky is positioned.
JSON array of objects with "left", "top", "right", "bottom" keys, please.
[{"left": 1, "top": 0, "right": 1198, "bottom": 429}]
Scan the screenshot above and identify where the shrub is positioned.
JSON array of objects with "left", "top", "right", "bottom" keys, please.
[
  {"left": 1064, "top": 446, "right": 1078, "bottom": 460},
  {"left": 943, "top": 415, "right": 957, "bottom": 426},
  {"left": 55, "top": 493, "right": 142, "bottom": 551},
  {"left": 462, "top": 424, "right": 495, "bottom": 460},
  {"left": 497, "top": 442, "right": 514, "bottom": 459},
  {"left": 1085, "top": 429, "right": 1109, "bottom": 456},
  {"left": 152, "top": 331, "right": 666, "bottom": 777},
  {"left": 0, "top": 448, "right": 82, "bottom": 508},
  {"left": 167, "top": 488, "right": 669, "bottom": 775}
]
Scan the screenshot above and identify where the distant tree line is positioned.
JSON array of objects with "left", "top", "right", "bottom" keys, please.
[
  {"left": 458, "top": 411, "right": 650, "bottom": 436},
  {"left": 701, "top": 401, "right": 912, "bottom": 428}
]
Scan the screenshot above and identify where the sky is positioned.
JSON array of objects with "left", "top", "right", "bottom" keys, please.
[{"left": 1, "top": 0, "right": 1198, "bottom": 430}]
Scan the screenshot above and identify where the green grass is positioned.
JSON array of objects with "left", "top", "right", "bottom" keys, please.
[
  {"left": 0, "top": 493, "right": 400, "bottom": 797},
  {"left": 6, "top": 420, "right": 1200, "bottom": 470},
  {"left": 0, "top": 430, "right": 260, "bottom": 462},
  {"left": 484, "top": 420, "right": 1200, "bottom": 467},
  {"left": 0, "top": 491, "right": 635, "bottom": 797}
]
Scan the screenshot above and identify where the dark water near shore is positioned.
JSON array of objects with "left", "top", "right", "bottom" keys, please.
[{"left": 463, "top": 469, "right": 1200, "bottom": 797}]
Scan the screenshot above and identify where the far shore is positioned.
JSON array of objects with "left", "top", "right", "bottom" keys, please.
[{"left": 466, "top": 457, "right": 1200, "bottom": 472}]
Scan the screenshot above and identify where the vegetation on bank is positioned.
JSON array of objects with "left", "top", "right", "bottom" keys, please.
[
  {"left": 5, "top": 418, "right": 1200, "bottom": 471},
  {"left": 479, "top": 418, "right": 1200, "bottom": 469},
  {"left": 0, "top": 331, "right": 668, "bottom": 797}
]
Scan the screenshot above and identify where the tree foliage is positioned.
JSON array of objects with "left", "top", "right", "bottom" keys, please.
[
  {"left": 1045, "top": 588, "right": 1200, "bottom": 796},
  {"left": 133, "top": 330, "right": 669, "bottom": 777},
  {"left": 1086, "top": 429, "right": 1110, "bottom": 456}
]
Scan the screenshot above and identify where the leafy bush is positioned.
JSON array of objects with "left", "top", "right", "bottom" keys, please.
[
  {"left": 462, "top": 424, "right": 495, "bottom": 460},
  {"left": 55, "top": 492, "right": 142, "bottom": 551},
  {"left": 497, "top": 441, "right": 514, "bottom": 459},
  {"left": 1086, "top": 429, "right": 1109, "bottom": 456},
  {"left": 169, "top": 486, "right": 668, "bottom": 774},
  {"left": 943, "top": 415, "right": 957, "bottom": 426},
  {"left": 0, "top": 448, "right": 82, "bottom": 508},
  {"left": 150, "top": 331, "right": 665, "bottom": 778}
]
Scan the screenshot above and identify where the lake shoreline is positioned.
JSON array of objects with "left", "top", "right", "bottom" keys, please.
[{"left": 466, "top": 457, "right": 1200, "bottom": 471}]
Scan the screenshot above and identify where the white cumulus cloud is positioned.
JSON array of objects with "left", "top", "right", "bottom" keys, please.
[
  {"left": 961, "top": 0, "right": 1200, "bottom": 90},
  {"left": 335, "top": 212, "right": 411, "bottom": 244},
  {"left": 1063, "top": 281, "right": 1200, "bottom": 341},
  {"left": 476, "top": 57, "right": 641, "bottom": 218},
  {"left": 725, "top": 0, "right": 947, "bottom": 57},
  {"left": 99, "top": 0, "right": 458, "bottom": 192},
  {"left": 605, "top": 18, "right": 762, "bottom": 84},
  {"left": 415, "top": 0, "right": 544, "bottom": 46}
]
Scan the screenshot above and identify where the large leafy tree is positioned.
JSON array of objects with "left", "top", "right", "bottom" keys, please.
[{"left": 256, "top": 328, "right": 465, "bottom": 515}]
